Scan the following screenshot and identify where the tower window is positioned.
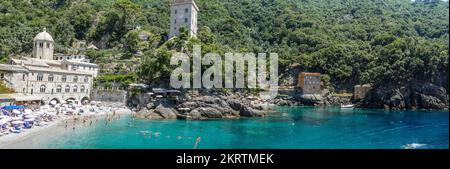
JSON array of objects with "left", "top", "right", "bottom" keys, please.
[
  {"left": 39, "top": 43, "right": 43, "bottom": 47},
  {"left": 175, "top": 10, "right": 177, "bottom": 14},
  {"left": 185, "top": 18, "right": 188, "bottom": 23},
  {"left": 37, "top": 74, "right": 43, "bottom": 81},
  {"left": 174, "top": 19, "right": 177, "bottom": 24},
  {"left": 185, "top": 8, "right": 188, "bottom": 13},
  {"left": 48, "top": 74, "right": 54, "bottom": 82},
  {"left": 46, "top": 43, "right": 50, "bottom": 48}
]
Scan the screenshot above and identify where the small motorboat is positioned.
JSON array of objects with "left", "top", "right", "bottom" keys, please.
[{"left": 340, "top": 104, "right": 355, "bottom": 108}]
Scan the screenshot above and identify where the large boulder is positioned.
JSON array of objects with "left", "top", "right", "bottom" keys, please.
[
  {"left": 193, "top": 107, "right": 223, "bottom": 118},
  {"left": 154, "top": 104, "right": 178, "bottom": 119},
  {"left": 240, "top": 107, "right": 266, "bottom": 117},
  {"left": 133, "top": 109, "right": 164, "bottom": 119},
  {"left": 185, "top": 109, "right": 205, "bottom": 120}
]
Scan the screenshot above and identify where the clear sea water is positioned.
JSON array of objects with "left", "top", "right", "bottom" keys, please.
[{"left": 13, "top": 107, "right": 449, "bottom": 149}]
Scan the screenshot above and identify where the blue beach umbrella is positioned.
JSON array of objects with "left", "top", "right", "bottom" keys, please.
[{"left": 2, "top": 105, "right": 25, "bottom": 110}]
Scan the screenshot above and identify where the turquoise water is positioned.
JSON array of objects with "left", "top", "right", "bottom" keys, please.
[{"left": 17, "top": 107, "right": 449, "bottom": 149}]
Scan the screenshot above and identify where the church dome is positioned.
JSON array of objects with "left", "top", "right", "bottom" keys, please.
[{"left": 33, "top": 28, "right": 54, "bottom": 42}]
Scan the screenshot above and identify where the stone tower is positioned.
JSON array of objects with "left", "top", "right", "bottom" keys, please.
[
  {"left": 32, "top": 28, "right": 54, "bottom": 60},
  {"left": 169, "top": 0, "right": 199, "bottom": 38}
]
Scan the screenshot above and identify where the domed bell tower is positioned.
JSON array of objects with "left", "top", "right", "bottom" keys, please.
[{"left": 32, "top": 28, "right": 54, "bottom": 60}]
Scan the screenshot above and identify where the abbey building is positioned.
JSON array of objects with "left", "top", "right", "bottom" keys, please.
[{"left": 0, "top": 28, "right": 98, "bottom": 104}]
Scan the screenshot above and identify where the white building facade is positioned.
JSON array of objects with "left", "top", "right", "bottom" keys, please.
[
  {"left": 169, "top": 0, "right": 199, "bottom": 38},
  {"left": 0, "top": 28, "right": 99, "bottom": 104}
]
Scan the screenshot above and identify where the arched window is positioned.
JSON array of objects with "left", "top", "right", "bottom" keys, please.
[
  {"left": 40, "top": 85, "right": 46, "bottom": 93},
  {"left": 56, "top": 85, "right": 62, "bottom": 93},
  {"left": 62, "top": 75, "right": 67, "bottom": 82},
  {"left": 73, "top": 76, "right": 78, "bottom": 82},
  {"left": 81, "top": 85, "right": 85, "bottom": 93},
  {"left": 37, "top": 73, "right": 43, "bottom": 81},
  {"left": 65, "top": 85, "right": 70, "bottom": 93},
  {"left": 84, "top": 76, "right": 88, "bottom": 83},
  {"left": 73, "top": 85, "right": 78, "bottom": 93},
  {"left": 48, "top": 74, "right": 54, "bottom": 82}
]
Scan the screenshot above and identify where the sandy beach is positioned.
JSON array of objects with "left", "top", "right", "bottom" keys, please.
[{"left": 0, "top": 106, "right": 133, "bottom": 149}]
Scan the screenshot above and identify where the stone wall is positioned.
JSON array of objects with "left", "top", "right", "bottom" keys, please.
[{"left": 91, "top": 89, "right": 127, "bottom": 103}]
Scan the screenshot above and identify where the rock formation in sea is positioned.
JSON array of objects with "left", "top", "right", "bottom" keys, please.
[{"left": 132, "top": 92, "right": 274, "bottom": 120}]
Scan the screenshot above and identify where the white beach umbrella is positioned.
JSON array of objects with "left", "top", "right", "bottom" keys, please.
[
  {"left": 11, "top": 121, "right": 24, "bottom": 125},
  {"left": 24, "top": 118, "right": 34, "bottom": 122},
  {"left": 11, "top": 117, "right": 22, "bottom": 121},
  {"left": 0, "top": 115, "right": 9, "bottom": 119},
  {"left": 24, "top": 115, "right": 34, "bottom": 119},
  {"left": 50, "top": 100, "right": 57, "bottom": 105},
  {"left": 12, "top": 109, "right": 21, "bottom": 115},
  {"left": 24, "top": 109, "right": 33, "bottom": 114},
  {"left": 33, "top": 111, "right": 44, "bottom": 115},
  {"left": 0, "top": 118, "right": 8, "bottom": 125}
]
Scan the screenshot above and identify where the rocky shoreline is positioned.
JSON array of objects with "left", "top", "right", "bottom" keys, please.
[
  {"left": 357, "top": 82, "right": 449, "bottom": 110},
  {"left": 130, "top": 82, "right": 449, "bottom": 120},
  {"left": 133, "top": 94, "right": 275, "bottom": 120}
]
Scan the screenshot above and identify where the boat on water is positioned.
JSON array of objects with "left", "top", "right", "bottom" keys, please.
[{"left": 340, "top": 104, "right": 355, "bottom": 108}]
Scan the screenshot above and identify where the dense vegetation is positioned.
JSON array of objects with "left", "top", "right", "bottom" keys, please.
[{"left": 0, "top": 0, "right": 448, "bottom": 90}]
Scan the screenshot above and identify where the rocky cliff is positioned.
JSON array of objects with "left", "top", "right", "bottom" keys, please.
[{"left": 358, "top": 82, "right": 449, "bottom": 110}]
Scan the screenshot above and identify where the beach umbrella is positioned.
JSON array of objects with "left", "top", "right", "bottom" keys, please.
[
  {"left": 11, "top": 121, "right": 24, "bottom": 125},
  {"left": 33, "top": 111, "right": 44, "bottom": 115},
  {"left": 0, "top": 115, "right": 9, "bottom": 119},
  {"left": 50, "top": 100, "right": 57, "bottom": 105},
  {"left": 24, "top": 118, "right": 34, "bottom": 122},
  {"left": 24, "top": 109, "right": 33, "bottom": 114},
  {"left": 2, "top": 105, "right": 25, "bottom": 110},
  {"left": 0, "top": 118, "right": 8, "bottom": 125},
  {"left": 11, "top": 117, "right": 22, "bottom": 121},
  {"left": 12, "top": 109, "right": 21, "bottom": 115},
  {"left": 24, "top": 115, "right": 34, "bottom": 119}
]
